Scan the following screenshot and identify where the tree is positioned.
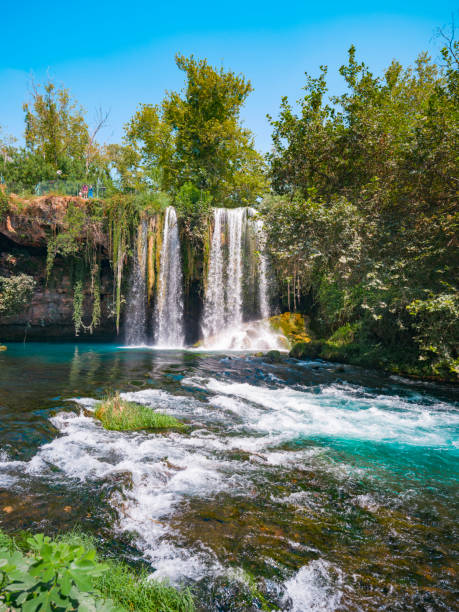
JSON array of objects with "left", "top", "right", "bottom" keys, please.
[
  {"left": 264, "top": 41, "right": 459, "bottom": 378},
  {"left": 126, "top": 54, "right": 266, "bottom": 206},
  {"left": 23, "top": 80, "right": 89, "bottom": 177}
]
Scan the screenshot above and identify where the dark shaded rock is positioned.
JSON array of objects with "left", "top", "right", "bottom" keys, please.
[
  {"left": 263, "top": 349, "right": 284, "bottom": 363},
  {"left": 289, "top": 340, "right": 323, "bottom": 359}
]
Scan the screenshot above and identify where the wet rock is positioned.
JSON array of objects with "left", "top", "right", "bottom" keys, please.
[{"left": 263, "top": 350, "right": 284, "bottom": 363}]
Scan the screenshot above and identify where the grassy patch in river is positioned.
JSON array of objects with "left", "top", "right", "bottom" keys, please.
[{"left": 95, "top": 394, "right": 186, "bottom": 432}]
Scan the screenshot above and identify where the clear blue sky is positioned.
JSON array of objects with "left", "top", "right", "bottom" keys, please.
[{"left": 0, "top": 1, "right": 456, "bottom": 152}]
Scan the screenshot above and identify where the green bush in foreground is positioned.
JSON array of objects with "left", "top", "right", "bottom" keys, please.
[
  {"left": 0, "top": 530, "right": 194, "bottom": 612},
  {"left": 0, "top": 532, "right": 117, "bottom": 611},
  {"left": 94, "top": 394, "right": 186, "bottom": 432}
]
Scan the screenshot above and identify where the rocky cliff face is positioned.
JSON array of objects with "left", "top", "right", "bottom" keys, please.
[{"left": 0, "top": 196, "right": 116, "bottom": 341}]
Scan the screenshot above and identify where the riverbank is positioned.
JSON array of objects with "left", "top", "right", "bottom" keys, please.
[{"left": 289, "top": 323, "right": 458, "bottom": 384}]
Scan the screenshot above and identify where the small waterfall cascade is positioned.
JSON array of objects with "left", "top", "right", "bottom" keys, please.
[
  {"left": 201, "top": 208, "right": 284, "bottom": 350},
  {"left": 255, "top": 217, "right": 270, "bottom": 320},
  {"left": 154, "top": 206, "right": 185, "bottom": 347},
  {"left": 226, "top": 207, "right": 245, "bottom": 327},
  {"left": 202, "top": 207, "right": 247, "bottom": 339},
  {"left": 124, "top": 219, "right": 148, "bottom": 345},
  {"left": 201, "top": 208, "right": 226, "bottom": 339}
]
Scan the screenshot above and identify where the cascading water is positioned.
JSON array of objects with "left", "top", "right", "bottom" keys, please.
[
  {"left": 154, "top": 207, "right": 185, "bottom": 347},
  {"left": 124, "top": 219, "right": 147, "bottom": 345},
  {"left": 201, "top": 208, "right": 285, "bottom": 350},
  {"left": 201, "top": 209, "right": 226, "bottom": 339},
  {"left": 255, "top": 217, "right": 270, "bottom": 320},
  {"left": 202, "top": 208, "right": 246, "bottom": 340},
  {"left": 225, "top": 207, "right": 245, "bottom": 327}
]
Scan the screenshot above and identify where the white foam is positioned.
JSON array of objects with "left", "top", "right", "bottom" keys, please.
[
  {"left": 283, "top": 560, "right": 344, "bottom": 611},
  {"left": 198, "top": 319, "right": 289, "bottom": 352},
  {"left": 184, "top": 377, "right": 458, "bottom": 447},
  {"left": 16, "top": 398, "right": 238, "bottom": 584}
]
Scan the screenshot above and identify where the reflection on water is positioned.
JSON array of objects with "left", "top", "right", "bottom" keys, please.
[{"left": 0, "top": 343, "right": 458, "bottom": 611}]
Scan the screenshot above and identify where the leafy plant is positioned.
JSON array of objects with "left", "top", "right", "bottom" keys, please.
[
  {"left": 0, "top": 533, "right": 118, "bottom": 611},
  {"left": 0, "top": 274, "right": 36, "bottom": 317}
]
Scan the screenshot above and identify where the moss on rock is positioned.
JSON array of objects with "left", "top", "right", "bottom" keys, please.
[{"left": 269, "top": 312, "right": 310, "bottom": 346}]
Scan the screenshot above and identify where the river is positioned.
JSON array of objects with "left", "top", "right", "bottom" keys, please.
[{"left": 0, "top": 343, "right": 457, "bottom": 610}]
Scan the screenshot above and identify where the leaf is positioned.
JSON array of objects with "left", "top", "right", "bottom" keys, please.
[
  {"left": 22, "top": 599, "right": 42, "bottom": 612},
  {"left": 60, "top": 570, "right": 72, "bottom": 596}
]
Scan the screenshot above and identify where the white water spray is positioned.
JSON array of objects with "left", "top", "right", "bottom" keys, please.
[
  {"left": 201, "top": 208, "right": 280, "bottom": 350},
  {"left": 255, "top": 217, "right": 270, "bottom": 320},
  {"left": 124, "top": 220, "right": 147, "bottom": 345},
  {"left": 154, "top": 207, "right": 185, "bottom": 347},
  {"left": 225, "top": 207, "right": 245, "bottom": 327},
  {"left": 201, "top": 208, "right": 226, "bottom": 339}
]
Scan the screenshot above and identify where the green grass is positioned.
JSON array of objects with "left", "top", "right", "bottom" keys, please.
[
  {"left": 0, "top": 529, "right": 195, "bottom": 612},
  {"left": 94, "top": 558, "right": 194, "bottom": 612},
  {"left": 94, "top": 394, "right": 186, "bottom": 432}
]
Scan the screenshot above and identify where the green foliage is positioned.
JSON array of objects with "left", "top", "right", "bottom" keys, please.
[
  {"left": 23, "top": 80, "right": 89, "bottom": 173},
  {"left": 265, "top": 40, "right": 459, "bottom": 380},
  {"left": 126, "top": 54, "right": 266, "bottom": 206},
  {"left": 0, "top": 533, "right": 117, "bottom": 611},
  {"left": 94, "top": 558, "right": 194, "bottom": 612},
  {"left": 175, "top": 182, "right": 212, "bottom": 243},
  {"left": 94, "top": 394, "right": 186, "bottom": 431},
  {"left": 0, "top": 273, "right": 36, "bottom": 317},
  {"left": 72, "top": 279, "right": 84, "bottom": 336},
  {"left": 0, "top": 529, "right": 194, "bottom": 612},
  {"left": 407, "top": 292, "right": 459, "bottom": 376},
  {"left": 0, "top": 149, "right": 57, "bottom": 194},
  {"left": 46, "top": 202, "right": 90, "bottom": 277},
  {"left": 0, "top": 188, "right": 8, "bottom": 219},
  {"left": 289, "top": 341, "right": 323, "bottom": 360}
]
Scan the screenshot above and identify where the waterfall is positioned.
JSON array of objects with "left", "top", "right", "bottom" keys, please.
[
  {"left": 202, "top": 208, "right": 246, "bottom": 340},
  {"left": 201, "top": 208, "right": 226, "bottom": 339},
  {"left": 201, "top": 207, "right": 278, "bottom": 349},
  {"left": 124, "top": 219, "right": 147, "bottom": 345},
  {"left": 226, "top": 208, "right": 245, "bottom": 327},
  {"left": 154, "top": 207, "right": 185, "bottom": 347},
  {"left": 255, "top": 218, "right": 270, "bottom": 320}
]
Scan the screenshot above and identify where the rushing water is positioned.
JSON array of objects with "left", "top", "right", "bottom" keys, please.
[
  {"left": 0, "top": 343, "right": 457, "bottom": 610},
  {"left": 124, "top": 220, "right": 148, "bottom": 345},
  {"left": 201, "top": 208, "right": 275, "bottom": 350},
  {"left": 154, "top": 207, "right": 185, "bottom": 348},
  {"left": 255, "top": 218, "right": 270, "bottom": 321}
]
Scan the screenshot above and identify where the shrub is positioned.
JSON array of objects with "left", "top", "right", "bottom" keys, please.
[
  {"left": 0, "top": 532, "right": 117, "bottom": 611},
  {"left": 0, "top": 273, "right": 36, "bottom": 317},
  {"left": 94, "top": 394, "right": 186, "bottom": 432},
  {"left": 0, "top": 530, "right": 195, "bottom": 611}
]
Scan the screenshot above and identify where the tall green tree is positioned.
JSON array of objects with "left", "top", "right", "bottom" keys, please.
[
  {"left": 23, "top": 80, "right": 90, "bottom": 175},
  {"left": 126, "top": 55, "right": 266, "bottom": 206},
  {"left": 265, "top": 40, "right": 459, "bottom": 379}
]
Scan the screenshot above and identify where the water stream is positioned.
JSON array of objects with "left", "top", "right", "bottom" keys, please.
[
  {"left": 153, "top": 207, "right": 185, "bottom": 348},
  {"left": 201, "top": 208, "right": 278, "bottom": 350},
  {"left": 0, "top": 344, "right": 457, "bottom": 611},
  {"left": 124, "top": 219, "right": 148, "bottom": 345}
]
